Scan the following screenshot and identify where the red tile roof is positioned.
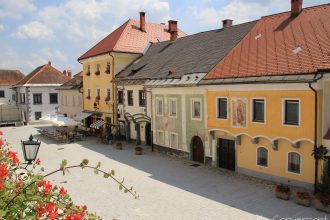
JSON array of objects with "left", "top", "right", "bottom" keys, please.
[
  {"left": 78, "top": 19, "right": 186, "bottom": 60},
  {"left": 205, "top": 4, "right": 330, "bottom": 80},
  {"left": 0, "top": 70, "right": 25, "bottom": 86},
  {"left": 16, "top": 63, "right": 71, "bottom": 86}
]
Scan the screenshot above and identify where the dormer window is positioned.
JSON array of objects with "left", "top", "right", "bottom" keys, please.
[
  {"left": 95, "top": 64, "right": 100, "bottom": 75},
  {"left": 106, "top": 62, "right": 111, "bottom": 74}
]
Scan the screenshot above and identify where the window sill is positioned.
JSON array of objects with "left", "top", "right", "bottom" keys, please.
[
  {"left": 49, "top": 103, "right": 58, "bottom": 104},
  {"left": 33, "top": 103, "right": 42, "bottom": 105}
]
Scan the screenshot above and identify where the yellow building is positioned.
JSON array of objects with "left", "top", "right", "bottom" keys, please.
[
  {"left": 78, "top": 12, "right": 185, "bottom": 134},
  {"left": 200, "top": 3, "right": 330, "bottom": 190}
]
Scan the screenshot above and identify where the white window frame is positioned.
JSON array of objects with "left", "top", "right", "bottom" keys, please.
[
  {"left": 96, "top": 64, "right": 100, "bottom": 72},
  {"left": 156, "top": 130, "right": 165, "bottom": 145},
  {"left": 282, "top": 98, "right": 301, "bottom": 127},
  {"left": 96, "top": 88, "right": 101, "bottom": 98},
  {"left": 168, "top": 98, "right": 177, "bottom": 118},
  {"left": 287, "top": 151, "right": 302, "bottom": 175},
  {"left": 106, "top": 88, "right": 111, "bottom": 98},
  {"left": 191, "top": 98, "right": 202, "bottom": 120},
  {"left": 251, "top": 97, "right": 266, "bottom": 124},
  {"left": 170, "top": 132, "right": 179, "bottom": 148},
  {"left": 87, "top": 89, "right": 91, "bottom": 97},
  {"left": 156, "top": 97, "right": 164, "bottom": 116},
  {"left": 87, "top": 64, "right": 91, "bottom": 73},
  {"left": 256, "top": 146, "right": 268, "bottom": 168},
  {"left": 216, "top": 97, "right": 228, "bottom": 120}
]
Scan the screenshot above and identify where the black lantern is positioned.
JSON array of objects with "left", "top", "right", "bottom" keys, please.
[{"left": 21, "top": 134, "right": 41, "bottom": 164}]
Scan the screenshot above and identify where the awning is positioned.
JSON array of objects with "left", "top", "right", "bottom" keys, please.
[
  {"left": 73, "top": 112, "right": 92, "bottom": 122},
  {"left": 90, "top": 120, "right": 106, "bottom": 129}
]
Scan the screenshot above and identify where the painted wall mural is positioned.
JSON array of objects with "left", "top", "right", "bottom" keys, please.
[{"left": 231, "top": 98, "right": 247, "bottom": 128}]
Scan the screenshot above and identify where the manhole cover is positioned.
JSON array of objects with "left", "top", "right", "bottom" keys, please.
[{"left": 190, "top": 164, "right": 200, "bottom": 167}]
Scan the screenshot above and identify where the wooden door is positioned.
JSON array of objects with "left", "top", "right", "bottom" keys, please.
[
  {"left": 145, "top": 123, "right": 151, "bottom": 145},
  {"left": 218, "top": 139, "right": 236, "bottom": 171},
  {"left": 192, "top": 136, "right": 204, "bottom": 163}
]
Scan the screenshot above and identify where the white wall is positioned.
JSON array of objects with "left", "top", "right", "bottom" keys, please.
[{"left": 0, "top": 86, "right": 16, "bottom": 105}]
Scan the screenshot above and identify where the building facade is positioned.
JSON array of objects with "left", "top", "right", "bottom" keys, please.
[
  {"left": 0, "top": 70, "right": 24, "bottom": 105},
  {"left": 79, "top": 12, "right": 186, "bottom": 134},
  {"left": 13, "top": 62, "right": 70, "bottom": 123}
]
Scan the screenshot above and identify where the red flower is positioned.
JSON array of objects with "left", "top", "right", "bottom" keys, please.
[
  {"left": 0, "top": 140, "right": 4, "bottom": 147},
  {"left": 38, "top": 180, "right": 53, "bottom": 194},
  {"left": 59, "top": 186, "right": 67, "bottom": 196},
  {"left": 7, "top": 151, "right": 20, "bottom": 164},
  {"left": 35, "top": 158, "right": 41, "bottom": 165},
  {"left": 66, "top": 214, "right": 84, "bottom": 220},
  {"left": 0, "top": 163, "right": 8, "bottom": 179},
  {"left": 0, "top": 131, "right": 3, "bottom": 136}
]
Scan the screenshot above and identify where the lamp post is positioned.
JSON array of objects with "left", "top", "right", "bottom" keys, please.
[{"left": 21, "top": 134, "right": 41, "bottom": 164}]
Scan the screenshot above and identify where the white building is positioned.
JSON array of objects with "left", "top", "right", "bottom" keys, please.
[
  {"left": 0, "top": 70, "right": 24, "bottom": 105},
  {"left": 13, "top": 62, "right": 70, "bottom": 123}
]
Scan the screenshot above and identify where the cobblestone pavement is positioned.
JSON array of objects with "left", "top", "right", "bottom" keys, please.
[{"left": 2, "top": 125, "right": 329, "bottom": 220}]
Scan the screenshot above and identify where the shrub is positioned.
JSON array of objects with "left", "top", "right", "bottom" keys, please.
[{"left": 275, "top": 185, "right": 290, "bottom": 194}]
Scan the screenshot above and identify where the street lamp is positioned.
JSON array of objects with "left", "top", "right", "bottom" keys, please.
[{"left": 21, "top": 134, "right": 41, "bottom": 164}]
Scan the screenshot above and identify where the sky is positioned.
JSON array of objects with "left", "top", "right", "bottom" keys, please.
[{"left": 0, "top": 0, "right": 328, "bottom": 75}]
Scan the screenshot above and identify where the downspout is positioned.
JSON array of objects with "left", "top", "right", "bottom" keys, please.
[
  {"left": 308, "top": 73, "right": 323, "bottom": 194},
  {"left": 144, "top": 86, "right": 153, "bottom": 152},
  {"left": 109, "top": 53, "right": 116, "bottom": 137}
]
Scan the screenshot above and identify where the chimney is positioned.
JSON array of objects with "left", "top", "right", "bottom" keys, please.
[
  {"left": 67, "top": 70, "right": 72, "bottom": 78},
  {"left": 222, "top": 19, "right": 233, "bottom": 28},
  {"left": 140, "top": 12, "right": 146, "bottom": 32},
  {"left": 291, "top": 0, "right": 303, "bottom": 17},
  {"left": 170, "top": 31, "right": 178, "bottom": 41},
  {"left": 63, "top": 70, "right": 67, "bottom": 76},
  {"left": 168, "top": 20, "right": 177, "bottom": 33},
  {"left": 48, "top": 61, "right": 51, "bottom": 66}
]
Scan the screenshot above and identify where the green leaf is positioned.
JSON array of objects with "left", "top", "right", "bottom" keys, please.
[
  {"left": 80, "top": 159, "right": 89, "bottom": 167},
  {"left": 103, "top": 173, "right": 110, "bottom": 178},
  {"left": 119, "top": 185, "right": 123, "bottom": 191},
  {"left": 94, "top": 169, "right": 99, "bottom": 174},
  {"left": 124, "top": 189, "right": 128, "bottom": 193},
  {"left": 62, "top": 159, "right": 68, "bottom": 166},
  {"left": 95, "top": 162, "right": 101, "bottom": 169},
  {"left": 111, "top": 170, "right": 115, "bottom": 176}
]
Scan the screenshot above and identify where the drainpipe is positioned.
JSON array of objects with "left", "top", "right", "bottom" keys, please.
[
  {"left": 308, "top": 73, "right": 323, "bottom": 194},
  {"left": 109, "top": 53, "right": 117, "bottom": 138}
]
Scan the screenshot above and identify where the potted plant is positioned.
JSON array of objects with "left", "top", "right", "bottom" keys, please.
[
  {"left": 294, "top": 191, "right": 311, "bottom": 207},
  {"left": 96, "top": 95, "right": 100, "bottom": 101},
  {"left": 116, "top": 142, "right": 123, "bottom": 150},
  {"left": 86, "top": 71, "right": 90, "bottom": 76},
  {"left": 275, "top": 184, "right": 290, "bottom": 200},
  {"left": 315, "top": 165, "right": 330, "bottom": 213},
  {"left": 86, "top": 95, "right": 91, "bottom": 100},
  {"left": 105, "top": 96, "right": 110, "bottom": 103},
  {"left": 135, "top": 147, "right": 143, "bottom": 155},
  {"left": 95, "top": 70, "right": 100, "bottom": 75}
]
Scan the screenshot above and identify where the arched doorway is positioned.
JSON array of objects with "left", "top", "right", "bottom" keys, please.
[
  {"left": 192, "top": 136, "right": 204, "bottom": 163},
  {"left": 145, "top": 122, "right": 151, "bottom": 145}
]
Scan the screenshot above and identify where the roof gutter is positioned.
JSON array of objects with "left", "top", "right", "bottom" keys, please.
[{"left": 309, "top": 72, "right": 324, "bottom": 194}]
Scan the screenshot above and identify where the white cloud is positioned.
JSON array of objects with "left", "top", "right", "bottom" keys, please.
[
  {"left": 0, "top": 0, "right": 36, "bottom": 19},
  {"left": 11, "top": 21, "right": 53, "bottom": 40},
  {"left": 0, "top": 24, "right": 5, "bottom": 32},
  {"left": 0, "top": 48, "right": 69, "bottom": 74}
]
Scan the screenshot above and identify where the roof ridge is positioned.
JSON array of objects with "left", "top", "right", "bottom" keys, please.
[
  {"left": 24, "top": 64, "right": 47, "bottom": 84},
  {"left": 261, "top": 3, "right": 330, "bottom": 19}
]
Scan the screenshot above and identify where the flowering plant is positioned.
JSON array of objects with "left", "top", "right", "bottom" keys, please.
[
  {"left": 86, "top": 95, "right": 91, "bottom": 100},
  {"left": 86, "top": 71, "right": 91, "bottom": 76},
  {"left": 275, "top": 185, "right": 290, "bottom": 194},
  {"left": 296, "top": 191, "right": 311, "bottom": 200},
  {"left": 94, "top": 71, "right": 100, "bottom": 75},
  {"left": 105, "top": 96, "right": 110, "bottom": 102},
  {"left": 0, "top": 131, "right": 138, "bottom": 219},
  {"left": 315, "top": 193, "right": 330, "bottom": 206}
]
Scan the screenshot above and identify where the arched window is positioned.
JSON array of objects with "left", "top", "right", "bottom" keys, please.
[
  {"left": 288, "top": 152, "right": 301, "bottom": 174},
  {"left": 257, "top": 147, "right": 268, "bottom": 167}
]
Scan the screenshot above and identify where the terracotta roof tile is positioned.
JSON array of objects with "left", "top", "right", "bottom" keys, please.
[
  {"left": 0, "top": 70, "right": 25, "bottom": 85},
  {"left": 16, "top": 63, "right": 71, "bottom": 86},
  {"left": 204, "top": 4, "right": 330, "bottom": 80},
  {"left": 78, "top": 19, "right": 186, "bottom": 60},
  {"left": 58, "top": 71, "right": 83, "bottom": 90}
]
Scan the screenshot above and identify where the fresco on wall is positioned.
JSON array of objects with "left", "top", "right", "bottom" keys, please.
[{"left": 232, "top": 98, "right": 247, "bottom": 127}]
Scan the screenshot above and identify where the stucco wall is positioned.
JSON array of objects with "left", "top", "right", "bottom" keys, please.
[
  {"left": 58, "top": 90, "right": 83, "bottom": 118},
  {"left": 0, "top": 86, "right": 16, "bottom": 105}
]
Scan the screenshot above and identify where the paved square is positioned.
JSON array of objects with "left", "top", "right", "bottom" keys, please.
[{"left": 2, "top": 125, "right": 328, "bottom": 220}]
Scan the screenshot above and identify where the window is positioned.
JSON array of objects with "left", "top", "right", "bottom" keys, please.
[
  {"left": 20, "top": 93, "right": 25, "bottom": 104},
  {"left": 87, "top": 89, "right": 91, "bottom": 97},
  {"left": 139, "top": 90, "right": 146, "bottom": 106},
  {"left": 64, "top": 96, "right": 68, "bottom": 106},
  {"left": 72, "top": 96, "right": 76, "bottom": 106},
  {"left": 96, "top": 64, "right": 100, "bottom": 74},
  {"left": 96, "top": 89, "right": 101, "bottom": 98},
  {"left": 156, "top": 130, "right": 164, "bottom": 144},
  {"left": 106, "top": 88, "right": 111, "bottom": 98},
  {"left": 127, "top": 90, "right": 133, "bottom": 106},
  {"left": 192, "top": 99, "right": 201, "bottom": 119},
  {"left": 106, "top": 62, "right": 111, "bottom": 73},
  {"left": 284, "top": 100, "right": 299, "bottom": 125},
  {"left": 49, "top": 93, "right": 58, "bottom": 104},
  {"left": 288, "top": 152, "right": 301, "bottom": 174},
  {"left": 169, "top": 99, "right": 177, "bottom": 117},
  {"left": 118, "top": 91, "right": 123, "bottom": 104},
  {"left": 257, "top": 147, "right": 268, "bottom": 167},
  {"left": 170, "top": 133, "right": 178, "bottom": 148},
  {"left": 12, "top": 94, "right": 15, "bottom": 102},
  {"left": 33, "top": 94, "right": 42, "bottom": 104},
  {"left": 87, "top": 65, "right": 91, "bottom": 73},
  {"left": 0, "top": 90, "right": 5, "bottom": 98},
  {"left": 156, "top": 98, "right": 163, "bottom": 115},
  {"left": 35, "top": 112, "right": 42, "bottom": 121},
  {"left": 252, "top": 99, "right": 265, "bottom": 123},
  {"left": 217, "top": 97, "right": 227, "bottom": 119}
]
